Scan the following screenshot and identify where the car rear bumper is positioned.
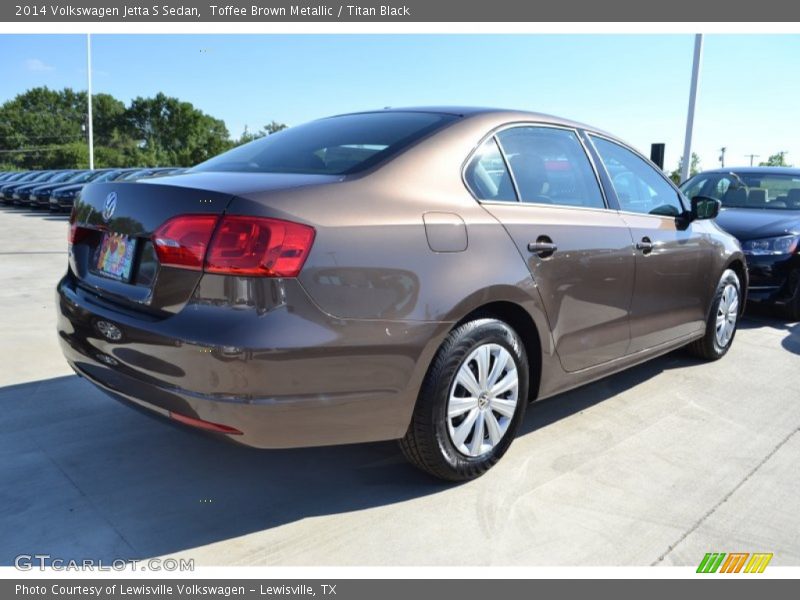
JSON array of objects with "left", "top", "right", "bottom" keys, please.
[{"left": 57, "top": 272, "right": 449, "bottom": 448}]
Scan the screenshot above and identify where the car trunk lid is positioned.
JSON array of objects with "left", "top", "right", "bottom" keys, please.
[{"left": 68, "top": 173, "right": 339, "bottom": 315}]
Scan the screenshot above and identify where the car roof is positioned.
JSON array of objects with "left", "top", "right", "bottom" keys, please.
[
  {"left": 695, "top": 166, "right": 800, "bottom": 176},
  {"left": 333, "top": 106, "right": 616, "bottom": 138}
]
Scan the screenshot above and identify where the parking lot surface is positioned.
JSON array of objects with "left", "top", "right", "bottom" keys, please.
[{"left": 0, "top": 206, "right": 798, "bottom": 566}]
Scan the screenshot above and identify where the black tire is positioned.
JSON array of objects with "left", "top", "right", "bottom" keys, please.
[
  {"left": 400, "top": 318, "right": 529, "bottom": 481},
  {"left": 687, "top": 268, "right": 741, "bottom": 360}
]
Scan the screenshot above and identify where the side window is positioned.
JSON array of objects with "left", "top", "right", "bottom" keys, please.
[
  {"left": 464, "top": 137, "right": 517, "bottom": 202},
  {"left": 591, "top": 136, "right": 685, "bottom": 217},
  {"left": 496, "top": 127, "right": 605, "bottom": 209}
]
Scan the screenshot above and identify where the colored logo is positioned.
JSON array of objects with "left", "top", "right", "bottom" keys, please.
[
  {"left": 102, "top": 191, "right": 117, "bottom": 222},
  {"left": 697, "top": 552, "right": 773, "bottom": 573}
]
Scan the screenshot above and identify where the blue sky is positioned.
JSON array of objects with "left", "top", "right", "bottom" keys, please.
[{"left": 1, "top": 34, "right": 798, "bottom": 172}]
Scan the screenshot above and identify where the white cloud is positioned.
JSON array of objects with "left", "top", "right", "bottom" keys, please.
[{"left": 24, "top": 58, "right": 55, "bottom": 72}]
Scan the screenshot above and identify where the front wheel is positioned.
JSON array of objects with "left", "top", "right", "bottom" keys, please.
[
  {"left": 400, "top": 318, "right": 529, "bottom": 481},
  {"left": 687, "top": 268, "right": 741, "bottom": 360}
]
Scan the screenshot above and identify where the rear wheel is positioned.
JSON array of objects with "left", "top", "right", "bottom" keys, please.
[
  {"left": 400, "top": 318, "right": 529, "bottom": 481},
  {"left": 687, "top": 268, "right": 741, "bottom": 360}
]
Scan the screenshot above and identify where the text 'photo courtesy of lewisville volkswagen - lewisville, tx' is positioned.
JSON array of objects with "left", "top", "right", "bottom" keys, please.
[{"left": 0, "top": 5, "right": 799, "bottom": 592}]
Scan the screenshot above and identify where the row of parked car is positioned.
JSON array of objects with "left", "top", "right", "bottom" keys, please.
[{"left": 0, "top": 167, "right": 186, "bottom": 211}]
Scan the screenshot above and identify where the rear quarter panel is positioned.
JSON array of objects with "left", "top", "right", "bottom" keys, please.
[{"left": 226, "top": 116, "right": 560, "bottom": 407}]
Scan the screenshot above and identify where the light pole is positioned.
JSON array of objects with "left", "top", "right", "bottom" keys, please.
[
  {"left": 719, "top": 147, "right": 726, "bottom": 168},
  {"left": 86, "top": 33, "right": 94, "bottom": 170},
  {"left": 680, "top": 34, "right": 703, "bottom": 183}
]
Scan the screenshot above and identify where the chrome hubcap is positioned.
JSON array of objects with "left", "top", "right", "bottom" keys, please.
[
  {"left": 447, "top": 343, "right": 519, "bottom": 458},
  {"left": 715, "top": 283, "right": 739, "bottom": 348}
]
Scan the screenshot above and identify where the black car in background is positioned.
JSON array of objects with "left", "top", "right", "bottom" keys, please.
[
  {"left": 15, "top": 170, "right": 80, "bottom": 207},
  {"left": 0, "top": 171, "right": 22, "bottom": 182},
  {"left": 0, "top": 171, "right": 43, "bottom": 202},
  {"left": 117, "top": 167, "right": 186, "bottom": 181},
  {"left": 1, "top": 167, "right": 188, "bottom": 211},
  {"left": 48, "top": 168, "right": 144, "bottom": 211},
  {"left": 26, "top": 170, "right": 89, "bottom": 208},
  {"left": 0, "top": 171, "right": 30, "bottom": 184},
  {"left": 680, "top": 167, "right": 800, "bottom": 320}
]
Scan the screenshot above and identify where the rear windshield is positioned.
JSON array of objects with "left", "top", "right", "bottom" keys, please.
[{"left": 192, "top": 112, "right": 458, "bottom": 175}]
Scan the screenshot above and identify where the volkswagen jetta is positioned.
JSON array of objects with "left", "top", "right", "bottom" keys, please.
[{"left": 58, "top": 108, "right": 746, "bottom": 480}]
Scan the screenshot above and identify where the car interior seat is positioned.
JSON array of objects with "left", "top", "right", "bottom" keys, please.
[
  {"left": 747, "top": 188, "right": 768, "bottom": 206},
  {"left": 722, "top": 186, "right": 747, "bottom": 207},
  {"left": 786, "top": 189, "right": 800, "bottom": 209},
  {"left": 465, "top": 160, "right": 497, "bottom": 198},
  {"left": 509, "top": 153, "right": 552, "bottom": 203}
]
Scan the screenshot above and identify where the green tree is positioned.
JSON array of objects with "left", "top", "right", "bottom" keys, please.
[
  {"left": 264, "top": 120, "right": 287, "bottom": 135},
  {"left": 0, "top": 87, "right": 86, "bottom": 169},
  {"left": 234, "top": 120, "right": 288, "bottom": 146},
  {"left": 236, "top": 125, "right": 262, "bottom": 145},
  {"left": 0, "top": 87, "right": 284, "bottom": 170},
  {"left": 669, "top": 152, "right": 702, "bottom": 184},
  {"left": 125, "top": 92, "right": 232, "bottom": 166},
  {"left": 759, "top": 152, "right": 792, "bottom": 167}
]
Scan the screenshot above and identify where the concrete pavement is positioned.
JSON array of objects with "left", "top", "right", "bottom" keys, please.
[{"left": 0, "top": 206, "right": 797, "bottom": 566}]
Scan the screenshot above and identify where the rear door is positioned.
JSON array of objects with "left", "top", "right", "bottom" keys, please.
[
  {"left": 588, "top": 135, "right": 712, "bottom": 352},
  {"left": 471, "top": 125, "right": 635, "bottom": 372}
]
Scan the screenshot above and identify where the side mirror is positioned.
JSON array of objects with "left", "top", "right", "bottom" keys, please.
[{"left": 691, "top": 196, "right": 721, "bottom": 220}]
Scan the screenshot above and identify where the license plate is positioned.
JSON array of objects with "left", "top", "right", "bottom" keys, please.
[{"left": 95, "top": 232, "right": 137, "bottom": 282}]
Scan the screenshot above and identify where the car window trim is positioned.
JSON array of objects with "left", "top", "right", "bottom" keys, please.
[
  {"left": 461, "top": 121, "right": 611, "bottom": 211},
  {"left": 585, "top": 131, "right": 689, "bottom": 217},
  {"left": 493, "top": 135, "right": 522, "bottom": 202}
]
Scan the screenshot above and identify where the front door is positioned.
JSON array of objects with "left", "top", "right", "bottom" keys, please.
[{"left": 589, "top": 135, "right": 712, "bottom": 353}]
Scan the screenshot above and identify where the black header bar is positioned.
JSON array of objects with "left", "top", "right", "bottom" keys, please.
[{"left": 3, "top": 0, "right": 800, "bottom": 22}]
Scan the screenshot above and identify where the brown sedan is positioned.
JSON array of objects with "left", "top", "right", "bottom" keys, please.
[{"left": 58, "top": 108, "right": 746, "bottom": 480}]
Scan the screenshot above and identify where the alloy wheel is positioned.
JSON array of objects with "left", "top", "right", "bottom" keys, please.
[{"left": 715, "top": 283, "right": 739, "bottom": 348}]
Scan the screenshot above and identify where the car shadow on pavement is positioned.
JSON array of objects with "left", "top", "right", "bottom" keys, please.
[
  {"left": 0, "top": 349, "right": 705, "bottom": 564},
  {"left": 0, "top": 374, "right": 450, "bottom": 565},
  {"left": 738, "top": 308, "right": 800, "bottom": 355},
  {"left": 15, "top": 211, "right": 69, "bottom": 221},
  {"left": 0, "top": 314, "right": 788, "bottom": 564},
  {"left": 519, "top": 347, "right": 705, "bottom": 437},
  {"left": 1, "top": 205, "right": 68, "bottom": 216}
]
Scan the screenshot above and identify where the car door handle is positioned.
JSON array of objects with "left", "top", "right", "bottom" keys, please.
[
  {"left": 636, "top": 237, "right": 654, "bottom": 253},
  {"left": 527, "top": 241, "right": 558, "bottom": 256}
]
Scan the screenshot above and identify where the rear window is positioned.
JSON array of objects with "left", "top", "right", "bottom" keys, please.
[{"left": 192, "top": 111, "right": 458, "bottom": 175}]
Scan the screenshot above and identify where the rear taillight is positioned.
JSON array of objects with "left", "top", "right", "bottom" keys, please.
[
  {"left": 68, "top": 219, "right": 90, "bottom": 245},
  {"left": 152, "top": 215, "right": 219, "bottom": 270},
  {"left": 205, "top": 216, "right": 315, "bottom": 277},
  {"left": 150, "top": 214, "right": 315, "bottom": 277}
]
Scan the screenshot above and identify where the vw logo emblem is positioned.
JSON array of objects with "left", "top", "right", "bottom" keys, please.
[{"left": 102, "top": 192, "right": 117, "bottom": 222}]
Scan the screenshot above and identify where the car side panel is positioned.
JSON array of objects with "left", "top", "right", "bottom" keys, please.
[{"left": 619, "top": 213, "right": 712, "bottom": 351}]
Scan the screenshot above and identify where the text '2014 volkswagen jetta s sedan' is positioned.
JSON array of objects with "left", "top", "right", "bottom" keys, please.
[{"left": 58, "top": 108, "right": 747, "bottom": 480}]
